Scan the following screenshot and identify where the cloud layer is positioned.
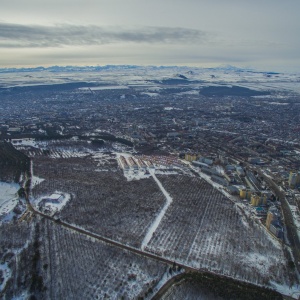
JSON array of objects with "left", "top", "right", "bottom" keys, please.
[{"left": 0, "top": 22, "right": 207, "bottom": 48}]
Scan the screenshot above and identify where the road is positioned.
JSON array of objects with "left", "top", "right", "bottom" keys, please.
[
  {"left": 151, "top": 273, "right": 185, "bottom": 300},
  {"left": 256, "top": 169, "right": 300, "bottom": 273}
]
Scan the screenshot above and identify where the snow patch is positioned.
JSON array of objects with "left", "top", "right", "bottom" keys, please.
[
  {"left": 79, "top": 85, "right": 128, "bottom": 90},
  {"left": 31, "top": 175, "right": 44, "bottom": 188},
  {"left": 0, "top": 181, "right": 20, "bottom": 220},
  {"left": 141, "top": 92, "right": 159, "bottom": 97},
  {"left": 0, "top": 262, "right": 11, "bottom": 292},
  {"left": 11, "top": 138, "right": 38, "bottom": 148},
  {"left": 269, "top": 281, "right": 300, "bottom": 299}
]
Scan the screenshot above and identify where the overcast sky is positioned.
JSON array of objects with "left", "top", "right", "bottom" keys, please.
[{"left": 0, "top": 0, "right": 299, "bottom": 72}]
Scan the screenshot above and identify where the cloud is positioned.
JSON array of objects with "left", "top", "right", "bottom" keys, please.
[{"left": 0, "top": 22, "right": 207, "bottom": 48}]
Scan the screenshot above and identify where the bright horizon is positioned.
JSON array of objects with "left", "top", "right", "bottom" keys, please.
[{"left": 1, "top": 0, "right": 300, "bottom": 73}]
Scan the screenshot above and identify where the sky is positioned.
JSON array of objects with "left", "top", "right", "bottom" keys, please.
[{"left": 0, "top": 0, "right": 299, "bottom": 72}]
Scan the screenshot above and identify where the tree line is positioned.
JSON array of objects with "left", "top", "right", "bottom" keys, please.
[{"left": 0, "top": 141, "right": 30, "bottom": 182}]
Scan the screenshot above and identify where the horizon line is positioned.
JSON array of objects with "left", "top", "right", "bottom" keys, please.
[{"left": 0, "top": 64, "right": 284, "bottom": 74}]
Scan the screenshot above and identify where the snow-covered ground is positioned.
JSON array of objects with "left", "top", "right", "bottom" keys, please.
[
  {"left": 0, "top": 182, "right": 19, "bottom": 206},
  {"left": 287, "top": 203, "right": 300, "bottom": 240},
  {"left": 32, "top": 192, "right": 71, "bottom": 216},
  {"left": 270, "top": 281, "right": 300, "bottom": 299},
  {"left": 31, "top": 175, "right": 44, "bottom": 188},
  {"left": 11, "top": 138, "right": 39, "bottom": 148},
  {"left": 11, "top": 138, "right": 101, "bottom": 159},
  {"left": 0, "top": 262, "right": 11, "bottom": 292},
  {"left": 123, "top": 169, "right": 151, "bottom": 181},
  {"left": 145, "top": 268, "right": 184, "bottom": 300},
  {"left": 36, "top": 218, "right": 166, "bottom": 300},
  {"left": 1, "top": 66, "right": 299, "bottom": 95},
  {"left": 8, "top": 140, "right": 298, "bottom": 298},
  {"left": 0, "top": 181, "right": 20, "bottom": 221}
]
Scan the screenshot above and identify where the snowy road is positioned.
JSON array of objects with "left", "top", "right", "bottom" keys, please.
[{"left": 141, "top": 169, "right": 173, "bottom": 250}]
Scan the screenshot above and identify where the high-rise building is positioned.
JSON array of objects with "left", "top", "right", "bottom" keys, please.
[
  {"left": 240, "top": 189, "right": 252, "bottom": 200},
  {"left": 266, "top": 206, "right": 280, "bottom": 229},
  {"left": 185, "top": 153, "right": 198, "bottom": 162},
  {"left": 240, "top": 189, "right": 246, "bottom": 198},
  {"left": 288, "top": 171, "right": 300, "bottom": 188},
  {"left": 250, "top": 194, "right": 267, "bottom": 206},
  {"left": 251, "top": 194, "right": 260, "bottom": 206}
]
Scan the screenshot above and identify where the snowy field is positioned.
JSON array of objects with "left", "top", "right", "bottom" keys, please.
[
  {"left": 0, "top": 181, "right": 19, "bottom": 206},
  {"left": 31, "top": 154, "right": 166, "bottom": 248},
  {"left": 1, "top": 66, "right": 300, "bottom": 95},
  {"left": 0, "top": 181, "right": 20, "bottom": 221},
  {"left": 11, "top": 139, "right": 299, "bottom": 297},
  {"left": 144, "top": 174, "right": 296, "bottom": 293},
  {"left": 38, "top": 218, "right": 166, "bottom": 300}
]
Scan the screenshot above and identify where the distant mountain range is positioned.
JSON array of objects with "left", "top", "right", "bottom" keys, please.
[{"left": 0, "top": 64, "right": 281, "bottom": 75}]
